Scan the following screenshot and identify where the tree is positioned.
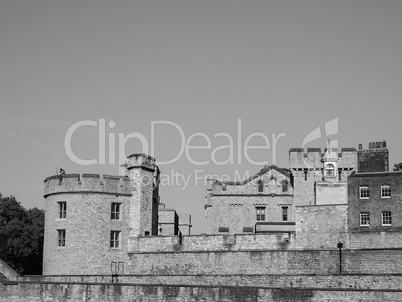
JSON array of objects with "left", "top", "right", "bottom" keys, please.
[
  {"left": 0, "top": 194, "right": 44, "bottom": 275},
  {"left": 393, "top": 163, "right": 402, "bottom": 171}
]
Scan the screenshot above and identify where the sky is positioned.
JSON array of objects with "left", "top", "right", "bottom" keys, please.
[{"left": 1, "top": 0, "right": 401, "bottom": 234}]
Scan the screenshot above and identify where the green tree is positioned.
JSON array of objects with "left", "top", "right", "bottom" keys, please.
[
  {"left": 393, "top": 163, "right": 402, "bottom": 171},
  {"left": 0, "top": 194, "right": 44, "bottom": 275}
]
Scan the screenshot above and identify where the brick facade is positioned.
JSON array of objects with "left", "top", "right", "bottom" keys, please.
[
  {"left": 348, "top": 171, "right": 402, "bottom": 233},
  {"left": 358, "top": 141, "right": 389, "bottom": 173}
]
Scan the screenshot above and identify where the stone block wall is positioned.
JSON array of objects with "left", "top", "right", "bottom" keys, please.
[
  {"left": 206, "top": 195, "right": 294, "bottom": 234},
  {"left": 43, "top": 174, "right": 134, "bottom": 275},
  {"left": 43, "top": 192, "right": 131, "bottom": 275},
  {"left": 295, "top": 205, "right": 348, "bottom": 249},
  {"left": 130, "top": 233, "right": 296, "bottom": 253},
  {"left": 315, "top": 182, "right": 347, "bottom": 205},
  {"left": 178, "top": 214, "right": 191, "bottom": 235},
  {"left": 3, "top": 281, "right": 402, "bottom": 302},
  {"left": 126, "top": 248, "right": 402, "bottom": 275},
  {"left": 19, "top": 273, "right": 402, "bottom": 291}
]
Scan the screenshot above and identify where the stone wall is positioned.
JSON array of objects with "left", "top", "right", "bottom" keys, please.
[
  {"left": 43, "top": 190, "right": 132, "bottom": 275},
  {"left": 2, "top": 280, "right": 402, "bottom": 302},
  {"left": 315, "top": 182, "right": 347, "bottom": 205},
  {"left": 130, "top": 233, "right": 296, "bottom": 252},
  {"left": 206, "top": 194, "right": 294, "bottom": 234},
  {"left": 126, "top": 248, "right": 402, "bottom": 275},
  {"left": 19, "top": 273, "right": 402, "bottom": 290},
  {"left": 296, "top": 205, "right": 348, "bottom": 249}
]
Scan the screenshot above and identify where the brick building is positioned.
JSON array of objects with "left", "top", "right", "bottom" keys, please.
[
  {"left": 348, "top": 171, "right": 402, "bottom": 232},
  {"left": 357, "top": 140, "right": 389, "bottom": 173}
]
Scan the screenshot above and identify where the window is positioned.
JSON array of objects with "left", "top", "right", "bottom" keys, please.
[
  {"left": 360, "top": 213, "right": 370, "bottom": 226},
  {"left": 222, "top": 183, "right": 226, "bottom": 191},
  {"left": 359, "top": 186, "right": 369, "bottom": 199},
  {"left": 282, "top": 181, "right": 288, "bottom": 193},
  {"left": 257, "top": 181, "right": 264, "bottom": 193},
  {"left": 57, "top": 229, "right": 66, "bottom": 247},
  {"left": 256, "top": 207, "right": 266, "bottom": 221},
  {"left": 381, "top": 185, "right": 391, "bottom": 198},
  {"left": 58, "top": 202, "right": 66, "bottom": 219},
  {"left": 110, "top": 231, "right": 121, "bottom": 249},
  {"left": 382, "top": 211, "right": 392, "bottom": 226},
  {"left": 111, "top": 203, "right": 121, "bottom": 220},
  {"left": 325, "top": 164, "right": 335, "bottom": 176},
  {"left": 282, "top": 206, "right": 288, "bottom": 221}
]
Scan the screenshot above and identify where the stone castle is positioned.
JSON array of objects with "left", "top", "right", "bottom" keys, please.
[{"left": 1, "top": 140, "right": 402, "bottom": 301}]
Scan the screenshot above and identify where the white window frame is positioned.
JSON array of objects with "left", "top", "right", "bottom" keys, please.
[
  {"left": 359, "top": 186, "right": 369, "bottom": 199},
  {"left": 111, "top": 203, "right": 122, "bottom": 220},
  {"left": 58, "top": 201, "right": 67, "bottom": 219},
  {"left": 110, "top": 231, "right": 121, "bottom": 249},
  {"left": 382, "top": 211, "right": 392, "bottom": 226},
  {"left": 360, "top": 213, "right": 370, "bottom": 226},
  {"left": 381, "top": 185, "right": 391, "bottom": 199},
  {"left": 57, "top": 229, "right": 66, "bottom": 247}
]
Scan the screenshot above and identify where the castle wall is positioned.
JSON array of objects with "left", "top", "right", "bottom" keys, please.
[
  {"left": 126, "top": 248, "right": 402, "bottom": 275},
  {"left": 19, "top": 273, "right": 402, "bottom": 291},
  {"left": 3, "top": 281, "right": 402, "bottom": 302},
  {"left": 129, "top": 233, "right": 296, "bottom": 253},
  {"left": 295, "top": 205, "right": 348, "bottom": 249},
  {"left": 43, "top": 174, "right": 132, "bottom": 275}
]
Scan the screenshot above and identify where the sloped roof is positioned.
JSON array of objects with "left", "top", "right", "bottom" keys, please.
[{"left": 224, "top": 164, "right": 290, "bottom": 186}]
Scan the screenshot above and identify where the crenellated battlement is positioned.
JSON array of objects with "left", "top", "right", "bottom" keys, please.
[
  {"left": 126, "top": 153, "right": 156, "bottom": 171},
  {"left": 44, "top": 174, "right": 132, "bottom": 197},
  {"left": 289, "top": 147, "right": 357, "bottom": 169}
]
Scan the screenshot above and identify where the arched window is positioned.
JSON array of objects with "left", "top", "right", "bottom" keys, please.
[
  {"left": 326, "top": 164, "right": 335, "bottom": 176},
  {"left": 282, "top": 181, "right": 288, "bottom": 192},
  {"left": 257, "top": 181, "right": 264, "bottom": 193}
]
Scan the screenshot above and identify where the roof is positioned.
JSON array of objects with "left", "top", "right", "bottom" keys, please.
[
  {"left": 349, "top": 171, "right": 402, "bottom": 178},
  {"left": 224, "top": 164, "right": 290, "bottom": 186}
]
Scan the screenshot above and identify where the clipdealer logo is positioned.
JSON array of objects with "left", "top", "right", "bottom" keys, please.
[{"left": 64, "top": 119, "right": 286, "bottom": 167}]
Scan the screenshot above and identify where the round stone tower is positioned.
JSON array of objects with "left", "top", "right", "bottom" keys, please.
[{"left": 42, "top": 154, "right": 159, "bottom": 275}]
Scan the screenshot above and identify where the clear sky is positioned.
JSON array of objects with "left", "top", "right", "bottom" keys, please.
[{"left": 1, "top": 0, "right": 401, "bottom": 234}]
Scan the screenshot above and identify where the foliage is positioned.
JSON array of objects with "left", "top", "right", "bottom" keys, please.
[
  {"left": 393, "top": 163, "right": 402, "bottom": 171},
  {"left": 0, "top": 194, "right": 44, "bottom": 275}
]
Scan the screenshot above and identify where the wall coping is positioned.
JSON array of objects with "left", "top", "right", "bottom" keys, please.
[
  {"left": 128, "top": 247, "right": 402, "bottom": 255},
  {"left": 11, "top": 280, "right": 402, "bottom": 292}
]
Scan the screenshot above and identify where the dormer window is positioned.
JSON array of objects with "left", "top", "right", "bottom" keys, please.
[{"left": 257, "top": 181, "right": 264, "bottom": 193}]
